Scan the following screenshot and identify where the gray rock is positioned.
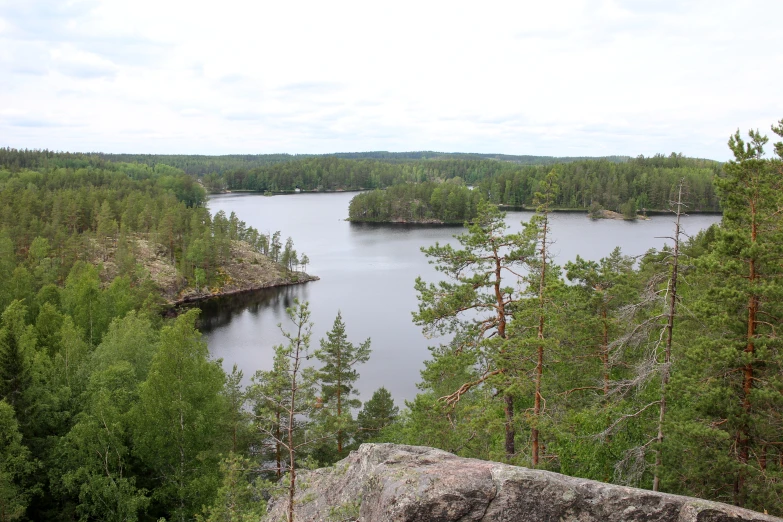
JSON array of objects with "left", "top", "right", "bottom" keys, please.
[{"left": 263, "top": 444, "right": 780, "bottom": 522}]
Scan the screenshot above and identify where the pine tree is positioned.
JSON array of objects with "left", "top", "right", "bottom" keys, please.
[
  {"left": 313, "top": 312, "right": 370, "bottom": 458},
  {"left": 413, "top": 201, "right": 536, "bottom": 460},
  {"left": 0, "top": 302, "right": 34, "bottom": 433},
  {"left": 668, "top": 126, "right": 783, "bottom": 512},
  {"left": 355, "top": 387, "right": 399, "bottom": 444},
  {"left": 252, "top": 350, "right": 291, "bottom": 479},
  {"left": 253, "top": 300, "right": 319, "bottom": 522},
  {"left": 528, "top": 170, "right": 558, "bottom": 466}
]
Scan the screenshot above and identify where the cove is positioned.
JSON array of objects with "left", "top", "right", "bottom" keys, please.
[{"left": 200, "top": 192, "right": 721, "bottom": 404}]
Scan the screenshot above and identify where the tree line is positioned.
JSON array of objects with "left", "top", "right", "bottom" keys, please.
[
  {"left": 0, "top": 148, "right": 626, "bottom": 178},
  {"left": 2, "top": 147, "right": 720, "bottom": 214},
  {"left": 202, "top": 153, "right": 720, "bottom": 214}
]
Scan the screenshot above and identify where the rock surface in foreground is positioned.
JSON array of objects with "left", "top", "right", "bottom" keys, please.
[{"left": 264, "top": 444, "right": 779, "bottom": 522}]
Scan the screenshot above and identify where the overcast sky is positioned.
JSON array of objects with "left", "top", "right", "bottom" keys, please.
[{"left": 1, "top": 0, "right": 781, "bottom": 159}]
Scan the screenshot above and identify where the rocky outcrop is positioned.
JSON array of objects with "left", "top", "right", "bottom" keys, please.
[{"left": 263, "top": 444, "right": 779, "bottom": 522}]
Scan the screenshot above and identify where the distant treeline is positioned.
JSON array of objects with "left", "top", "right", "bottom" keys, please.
[
  {"left": 474, "top": 154, "right": 721, "bottom": 212},
  {"left": 214, "top": 153, "right": 720, "bottom": 213},
  {"left": 0, "top": 147, "right": 722, "bottom": 213},
  {"left": 219, "top": 154, "right": 721, "bottom": 213},
  {"left": 0, "top": 147, "right": 629, "bottom": 175}
]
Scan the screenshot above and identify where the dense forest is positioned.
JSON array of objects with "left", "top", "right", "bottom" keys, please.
[
  {"left": 347, "top": 153, "right": 720, "bottom": 223},
  {"left": 205, "top": 154, "right": 720, "bottom": 214},
  {"left": 0, "top": 149, "right": 628, "bottom": 177},
  {"left": 1, "top": 122, "right": 781, "bottom": 520},
  {"left": 1, "top": 147, "right": 719, "bottom": 214},
  {"left": 0, "top": 150, "right": 321, "bottom": 520},
  {"left": 0, "top": 150, "right": 309, "bottom": 302}
]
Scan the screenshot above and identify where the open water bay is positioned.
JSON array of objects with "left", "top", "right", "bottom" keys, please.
[{"left": 201, "top": 192, "right": 721, "bottom": 405}]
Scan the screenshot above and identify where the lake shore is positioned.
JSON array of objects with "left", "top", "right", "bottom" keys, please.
[{"left": 171, "top": 273, "right": 319, "bottom": 307}]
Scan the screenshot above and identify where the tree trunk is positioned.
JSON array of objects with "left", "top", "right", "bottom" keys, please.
[
  {"left": 532, "top": 212, "right": 548, "bottom": 467},
  {"left": 504, "top": 394, "right": 515, "bottom": 459},
  {"left": 735, "top": 198, "right": 758, "bottom": 507},
  {"left": 276, "top": 411, "right": 282, "bottom": 479},
  {"left": 601, "top": 305, "right": 609, "bottom": 395},
  {"left": 653, "top": 181, "right": 684, "bottom": 492}
]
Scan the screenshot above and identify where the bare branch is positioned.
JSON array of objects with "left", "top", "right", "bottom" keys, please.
[{"left": 439, "top": 369, "right": 504, "bottom": 407}]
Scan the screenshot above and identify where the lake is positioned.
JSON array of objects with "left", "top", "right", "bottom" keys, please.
[{"left": 201, "top": 192, "right": 721, "bottom": 406}]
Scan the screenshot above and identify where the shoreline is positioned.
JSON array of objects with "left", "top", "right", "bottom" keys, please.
[
  {"left": 347, "top": 208, "right": 722, "bottom": 225},
  {"left": 166, "top": 273, "right": 320, "bottom": 313}
]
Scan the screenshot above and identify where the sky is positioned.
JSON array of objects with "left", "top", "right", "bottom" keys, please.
[{"left": 1, "top": 0, "right": 781, "bottom": 160}]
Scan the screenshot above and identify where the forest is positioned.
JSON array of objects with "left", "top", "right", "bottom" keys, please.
[
  {"left": 346, "top": 153, "right": 720, "bottom": 223},
  {"left": 0, "top": 149, "right": 626, "bottom": 178},
  {"left": 0, "top": 122, "right": 781, "bottom": 521},
  {"left": 205, "top": 154, "right": 720, "bottom": 214},
  {"left": 0, "top": 147, "right": 719, "bottom": 214}
]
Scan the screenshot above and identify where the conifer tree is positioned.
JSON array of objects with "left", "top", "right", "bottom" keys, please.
[
  {"left": 253, "top": 300, "right": 319, "bottom": 522},
  {"left": 669, "top": 126, "right": 783, "bottom": 510},
  {"left": 252, "top": 347, "right": 300, "bottom": 479},
  {"left": 0, "top": 400, "right": 32, "bottom": 522},
  {"left": 313, "top": 312, "right": 370, "bottom": 457},
  {"left": 355, "top": 387, "right": 399, "bottom": 444},
  {"left": 413, "top": 201, "right": 536, "bottom": 460},
  {"left": 528, "top": 170, "right": 558, "bottom": 466}
]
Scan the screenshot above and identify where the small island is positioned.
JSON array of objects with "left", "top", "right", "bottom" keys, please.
[{"left": 347, "top": 181, "right": 482, "bottom": 224}]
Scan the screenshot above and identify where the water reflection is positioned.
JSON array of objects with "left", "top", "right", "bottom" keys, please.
[{"left": 197, "top": 283, "right": 316, "bottom": 333}]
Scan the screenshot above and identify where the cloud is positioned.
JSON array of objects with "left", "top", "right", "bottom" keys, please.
[
  {"left": 0, "top": 0, "right": 170, "bottom": 71},
  {"left": 0, "top": 0, "right": 98, "bottom": 38},
  {"left": 50, "top": 46, "right": 119, "bottom": 79},
  {"left": 221, "top": 111, "right": 266, "bottom": 122},
  {"left": 1, "top": 0, "right": 782, "bottom": 159},
  {"left": 179, "top": 108, "right": 204, "bottom": 117},
  {"left": 2, "top": 112, "right": 83, "bottom": 128},
  {"left": 277, "top": 82, "right": 343, "bottom": 94},
  {"left": 218, "top": 74, "right": 250, "bottom": 85}
]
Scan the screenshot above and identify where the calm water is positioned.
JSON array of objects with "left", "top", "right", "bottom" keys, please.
[{"left": 202, "top": 192, "right": 720, "bottom": 405}]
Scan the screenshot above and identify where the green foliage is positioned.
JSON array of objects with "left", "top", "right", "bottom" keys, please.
[
  {"left": 0, "top": 303, "right": 33, "bottom": 414},
  {"left": 397, "top": 123, "right": 783, "bottom": 516},
  {"left": 0, "top": 400, "right": 34, "bottom": 521},
  {"left": 348, "top": 181, "right": 483, "bottom": 223},
  {"left": 3, "top": 131, "right": 782, "bottom": 518},
  {"left": 412, "top": 201, "right": 540, "bottom": 461},
  {"left": 139, "top": 150, "right": 719, "bottom": 214},
  {"left": 312, "top": 312, "right": 371, "bottom": 461},
  {"left": 0, "top": 153, "right": 295, "bottom": 307},
  {"left": 660, "top": 127, "right": 783, "bottom": 509},
  {"left": 251, "top": 349, "right": 292, "bottom": 480},
  {"left": 355, "top": 387, "right": 399, "bottom": 445},
  {"left": 131, "top": 310, "right": 229, "bottom": 521},
  {"left": 196, "top": 454, "right": 268, "bottom": 522},
  {"left": 56, "top": 363, "right": 150, "bottom": 522}
]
